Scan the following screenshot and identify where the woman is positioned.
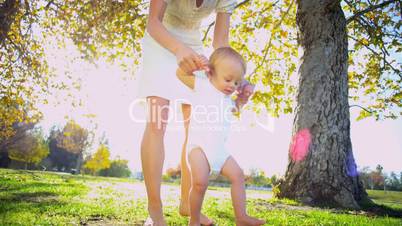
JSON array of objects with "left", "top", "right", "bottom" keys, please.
[{"left": 137, "top": 0, "right": 252, "bottom": 225}]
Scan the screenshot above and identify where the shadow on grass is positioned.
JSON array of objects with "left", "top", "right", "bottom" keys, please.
[
  {"left": 0, "top": 181, "right": 74, "bottom": 192},
  {"left": 251, "top": 197, "right": 402, "bottom": 219},
  {"left": 359, "top": 199, "right": 402, "bottom": 218},
  {"left": 0, "top": 190, "right": 67, "bottom": 214},
  {"left": 2, "top": 191, "right": 58, "bottom": 202}
]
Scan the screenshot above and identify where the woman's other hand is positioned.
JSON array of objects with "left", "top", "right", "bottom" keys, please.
[
  {"left": 198, "top": 54, "right": 210, "bottom": 74},
  {"left": 176, "top": 46, "right": 203, "bottom": 74}
]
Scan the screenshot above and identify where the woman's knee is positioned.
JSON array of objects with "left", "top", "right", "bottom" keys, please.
[
  {"left": 145, "top": 96, "right": 170, "bottom": 136},
  {"left": 145, "top": 120, "right": 168, "bottom": 136}
]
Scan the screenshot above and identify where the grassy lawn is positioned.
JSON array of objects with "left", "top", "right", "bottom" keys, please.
[{"left": 0, "top": 169, "right": 401, "bottom": 225}]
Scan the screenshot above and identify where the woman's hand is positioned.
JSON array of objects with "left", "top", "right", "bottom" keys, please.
[
  {"left": 176, "top": 46, "right": 203, "bottom": 74},
  {"left": 197, "top": 55, "right": 210, "bottom": 74}
]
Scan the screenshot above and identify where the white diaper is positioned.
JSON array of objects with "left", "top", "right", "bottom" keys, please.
[{"left": 186, "top": 142, "right": 231, "bottom": 180}]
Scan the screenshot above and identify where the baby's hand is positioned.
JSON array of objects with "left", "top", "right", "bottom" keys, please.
[{"left": 235, "top": 80, "right": 255, "bottom": 111}]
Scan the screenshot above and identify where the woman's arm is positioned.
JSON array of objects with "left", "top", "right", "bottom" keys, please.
[
  {"left": 213, "top": 9, "right": 254, "bottom": 112},
  {"left": 147, "top": 0, "right": 202, "bottom": 73},
  {"left": 147, "top": 1, "right": 184, "bottom": 55},
  {"left": 212, "top": 12, "right": 231, "bottom": 49}
]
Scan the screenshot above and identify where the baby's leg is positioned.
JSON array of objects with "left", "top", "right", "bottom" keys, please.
[
  {"left": 221, "top": 156, "right": 265, "bottom": 226},
  {"left": 188, "top": 147, "right": 210, "bottom": 226}
]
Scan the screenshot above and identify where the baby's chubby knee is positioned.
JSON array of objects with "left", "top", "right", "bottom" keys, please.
[{"left": 231, "top": 168, "right": 245, "bottom": 184}]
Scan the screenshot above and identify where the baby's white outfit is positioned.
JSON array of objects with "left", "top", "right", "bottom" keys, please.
[
  {"left": 135, "top": 0, "right": 237, "bottom": 103},
  {"left": 186, "top": 71, "right": 235, "bottom": 179}
]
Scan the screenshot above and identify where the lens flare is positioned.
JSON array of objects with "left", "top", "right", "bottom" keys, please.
[
  {"left": 290, "top": 128, "right": 311, "bottom": 162},
  {"left": 346, "top": 150, "right": 358, "bottom": 177}
]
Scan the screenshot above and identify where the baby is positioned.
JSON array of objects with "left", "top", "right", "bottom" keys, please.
[{"left": 176, "top": 47, "right": 266, "bottom": 226}]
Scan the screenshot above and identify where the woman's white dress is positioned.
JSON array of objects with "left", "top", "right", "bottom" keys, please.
[{"left": 136, "top": 0, "right": 237, "bottom": 103}]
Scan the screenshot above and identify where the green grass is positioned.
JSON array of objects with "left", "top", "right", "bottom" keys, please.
[
  {"left": 0, "top": 168, "right": 401, "bottom": 225},
  {"left": 367, "top": 190, "right": 402, "bottom": 210}
]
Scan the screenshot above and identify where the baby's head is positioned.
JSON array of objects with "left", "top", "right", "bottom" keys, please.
[{"left": 208, "top": 47, "right": 246, "bottom": 95}]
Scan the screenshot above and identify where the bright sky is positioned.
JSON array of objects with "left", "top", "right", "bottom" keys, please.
[{"left": 37, "top": 11, "right": 401, "bottom": 177}]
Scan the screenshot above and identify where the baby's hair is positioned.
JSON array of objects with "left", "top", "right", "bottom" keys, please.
[{"left": 209, "top": 47, "right": 246, "bottom": 75}]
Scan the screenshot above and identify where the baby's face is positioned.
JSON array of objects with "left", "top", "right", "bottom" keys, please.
[{"left": 210, "top": 57, "right": 244, "bottom": 95}]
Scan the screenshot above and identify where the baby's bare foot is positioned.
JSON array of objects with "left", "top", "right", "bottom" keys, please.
[
  {"left": 179, "top": 204, "right": 214, "bottom": 225},
  {"left": 235, "top": 215, "right": 265, "bottom": 226}
]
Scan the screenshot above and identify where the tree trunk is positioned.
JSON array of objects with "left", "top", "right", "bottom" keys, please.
[
  {"left": 0, "top": 0, "right": 18, "bottom": 44},
  {"left": 277, "top": 0, "right": 367, "bottom": 209},
  {"left": 75, "top": 152, "right": 83, "bottom": 174}
]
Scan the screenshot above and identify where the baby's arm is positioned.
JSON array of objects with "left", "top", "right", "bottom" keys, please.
[{"left": 176, "top": 67, "right": 195, "bottom": 90}]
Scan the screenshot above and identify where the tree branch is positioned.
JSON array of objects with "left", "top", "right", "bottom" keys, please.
[
  {"left": 202, "top": 0, "right": 250, "bottom": 42},
  {"left": 348, "top": 35, "right": 402, "bottom": 80},
  {"left": 346, "top": 0, "right": 398, "bottom": 24},
  {"left": 349, "top": 104, "right": 373, "bottom": 114},
  {"left": 45, "top": 0, "right": 55, "bottom": 9},
  {"left": 0, "top": 0, "right": 18, "bottom": 44},
  {"left": 249, "top": 0, "right": 295, "bottom": 79},
  {"left": 202, "top": 21, "right": 215, "bottom": 42}
]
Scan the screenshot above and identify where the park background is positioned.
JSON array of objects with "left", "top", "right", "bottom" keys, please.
[{"left": 1, "top": 0, "right": 401, "bottom": 225}]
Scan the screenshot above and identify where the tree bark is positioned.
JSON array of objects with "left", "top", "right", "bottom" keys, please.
[
  {"left": 277, "top": 0, "right": 367, "bottom": 209},
  {"left": 75, "top": 152, "right": 83, "bottom": 174},
  {"left": 0, "top": 0, "right": 18, "bottom": 44}
]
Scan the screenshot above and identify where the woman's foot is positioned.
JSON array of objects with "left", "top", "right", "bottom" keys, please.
[
  {"left": 145, "top": 205, "right": 167, "bottom": 226},
  {"left": 143, "top": 217, "right": 167, "bottom": 226},
  {"left": 235, "top": 215, "right": 265, "bottom": 226},
  {"left": 179, "top": 204, "right": 214, "bottom": 225}
]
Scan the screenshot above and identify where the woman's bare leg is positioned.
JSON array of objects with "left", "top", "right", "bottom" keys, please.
[
  {"left": 141, "top": 96, "right": 170, "bottom": 226},
  {"left": 179, "top": 104, "right": 213, "bottom": 225}
]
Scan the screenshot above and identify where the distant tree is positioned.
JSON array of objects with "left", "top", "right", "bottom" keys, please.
[
  {"left": 0, "top": 103, "right": 40, "bottom": 152},
  {"left": 400, "top": 172, "right": 402, "bottom": 185},
  {"left": 376, "top": 164, "right": 384, "bottom": 173},
  {"left": 56, "top": 120, "right": 90, "bottom": 153},
  {"left": 166, "top": 165, "right": 181, "bottom": 179},
  {"left": 46, "top": 127, "right": 77, "bottom": 171},
  {"left": 369, "top": 164, "right": 385, "bottom": 190},
  {"left": 57, "top": 120, "right": 91, "bottom": 171},
  {"left": 0, "top": 118, "right": 37, "bottom": 168},
  {"left": 83, "top": 144, "right": 111, "bottom": 175},
  {"left": 270, "top": 174, "right": 279, "bottom": 187},
  {"left": 0, "top": 152, "right": 11, "bottom": 168},
  {"left": 44, "top": 121, "right": 91, "bottom": 172},
  {"left": 358, "top": 166, "right": 374, "bottom": 189},
  {"left": 8, "top": 129, "right": 49, "bottom": 169},
  {"left": 98, "top": 158, "right": 131, "bottom": 178},
  {"left": 246, "top": 168, "right": 269, "bottom": 186},
  {"left": 387, "top": 172, "right": 402, "bottom": 191}
]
